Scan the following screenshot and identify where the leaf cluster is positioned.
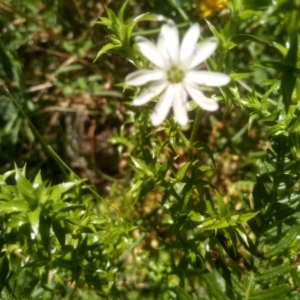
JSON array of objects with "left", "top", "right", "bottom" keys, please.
[{"left": 0, "top": 166, "right": 134, "bottom": 299}]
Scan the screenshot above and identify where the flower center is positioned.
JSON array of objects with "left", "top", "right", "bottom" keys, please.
[{"left": 167, "top": 66, "right": 185, "bottom": 83}]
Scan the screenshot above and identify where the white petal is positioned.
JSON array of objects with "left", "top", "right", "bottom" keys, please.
[
  {"left": 184, "top": 81, "right": 219, "bottom": 111},
  {"left": 173, "top": 84, "right": 188, "bottom": 125},
  {"left": 135, "top": 36, "right": 165, "bottom": 68},
  {"left": 180, "top": 23, "right": 200, "bottom": 63},
  {"left": 125, "top": 70, "right": 165, "bottom": 86},
  {"left": 160, "top": 20, "right": 179, "bottom": 64},
  {"left": 189, "top": 38, "right": 217, "bottom": 69},
  {"left": 186, "top": 71, "right": 230, "bottom": 87},
  {"left": 132, "top": 81, "right": 167, "bottom": 106},
  {"left": 157, "top": 31, "right": 171, "bottom": 68},
  {"left": 151, "top": 85, "right": 175, "bottom": 126}
]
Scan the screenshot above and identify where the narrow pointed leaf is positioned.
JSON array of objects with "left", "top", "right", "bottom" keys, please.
[
  {"left": 202, "top": 273, "right": 231, "bottom": 300},
  {"left": 52, "top": 219, "right": 65, "bottom": 248},
  {"left": 172, "top": 286, "right": 193, "bottom": 300},
  {"left": 248, "top": 284, "right": 290, "bottom": 300},
  {"left": 265, "top": 224, "right": 300, "bottom": 258},
  {"left": 39, "top": 212, "right": 51, "bottom": 251},
  {"left": 255, "top": 264, "right": 295, "bottom": 281},
  {"left": 281, "top": 37, "right": 298, "bottom": 112}
]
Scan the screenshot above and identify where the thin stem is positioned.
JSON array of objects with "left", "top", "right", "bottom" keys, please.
[
  {"left": 237, "top": 80, "right": 264, "bottom": 99},
  {"left": 47, "top": 146, "right": 102, "bottom": 201},
  {"left": 217, "top": 48, "right": 227, "bottom": 71},
  {"left": 188, "top": 109, "right": 203, "bottom": 160},
  {"left": 244, "top": 272, "right": 254, "bottom": 300},
  {"left": 178, "top": 128, "right": 190, "bottom": 148},
  {"left": 2, "top": 80, "right": 103, "bottom": 201},
  {"left": 167, "top": 0, "right": 190, "bottom": 23},
  {"left": 263, "top": 137, "right": 286, "bottom": 228}
]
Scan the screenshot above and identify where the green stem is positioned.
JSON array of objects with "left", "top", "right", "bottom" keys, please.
[
  {"left": 244, "top": 271, "right": 254, "bottom": 300},
  {"left": 167, "top": 0, "right": 190, "bottom": 23},
  {"left": 188, "top": 109, "right": 203, "bottom": 160},
  {"left": 263, "top": 137, "right": 286, "bottom": 228},
  {"left": 2, "top": 81, "right": 103, "bottom": 201},
  {"left": 178, "top": 129, "right": 190, "bottom": 148},
  {"left": 217, "top": 49, "right": 227, "bottom": 71},
  {"left": 47, "top": 146, "right": 102, "bottom": 201},
  {"left": 237, "top": 80, "right": 264, "bottom": 99}
]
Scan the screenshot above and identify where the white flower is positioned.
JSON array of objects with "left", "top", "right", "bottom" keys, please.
[{"left": 125, "top": 20, "right": 230, "bottom": 126}]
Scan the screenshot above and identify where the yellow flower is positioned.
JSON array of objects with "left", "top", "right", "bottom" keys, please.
[{"left": 194, "top": 0, "right": 226, "bottom": 18}]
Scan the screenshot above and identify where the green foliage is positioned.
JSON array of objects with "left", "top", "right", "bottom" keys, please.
[
  {"left": 2, "top": 0, "right": 300, "bottom": 299},
  {"left": 0, "top": 166, "right": 135, "bottom": 299},
  {"left": 94, "top": 1, "right": 148, "bottom": 62}
]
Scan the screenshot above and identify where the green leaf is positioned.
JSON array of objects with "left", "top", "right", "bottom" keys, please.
[
  {"left": 94, "top": 42, "right": 122, "bottom": 61},
  {"left": 50, "top": 181, "right": 80, "bottom": 200},
  {"left": 281, "top": 70, "right": 296, "bottom": 113},
  {"left": 126, "top": 13, "right": 148, "bottom": 39},
  {"left": 291, "top": 268, "right": 300, "bottom": 287},
  {"left": 235, "top": 225, "right": 252, "bottom": 248},
  {"left": 237, "top": 211, "right": 260, "bottom": 224},
  {"left": 231, "top": 34, "right": 272, "bottom": 45},
  {"left": 272, "top": 42, "right": 287, "bottom": 56},
  {"left": 281, "top": 36, "right": 298, "bottom": 112},
  {"left": 238, "top": 10, "right": 263, "bottom": 19},
  {"left": 32, "top": 171, "right": 45, "bottom": 195},
  {"left": 226, "top": 227, "right": 238, "bottom": 254},
  {"left": 72, "top": 265, "right": 83, "bottom": 283},
  {"left": 205, "top": 20, "right": 223, "bottom": 42},
  {"left": 244, "top": 272, "right": 256, "bottom": 298},
  {"left": 0, "top": 169, "right": 15, "bottom": 182},
  {"left": 52, "top": 219, "right": 65, "bottom": 248},
  {"left": 117, "top": 0, "right": 128, "bottom": 24},
  {"left": 265, "top": 224, "right": 300, "bottom": 258},
  {"left": 0, "top": 199, "right": 28, "bottom": 213},
  {"left": 193, "top": 142, "right": 216, "bottom": 168},
  {"left": 0, "top": 255, "right": 9, "bottom": 290},
  {"left": 157, "top": 157, "right": 175, "bottom": 179},
  {"left": 57, "top": 204, "right": 85, "bottom": 213},
  {"left": 205, "top": 199, "right": 216, "bottom": 218},
  {"left": 39, "top": 212, "right": 51, "bottom": 251},
  {"left": 188, "top": 210, "right": 203, "bottom": 222},
  {"left": 161, "top": 184, "right": 180, "bottom": 204},
  {"left": 176, "top": 162, "right": 192, "bottom": 181},
  {"left": 248, "top": 114, "right": 259, "bottom": 132},
  {"left": 27, "top": 208, "right": 41, "bottom": 237},
  {"left": 78, "top": 235, "right": 88, "bottom": 256},
  {"left": 215, "top": 191, "right": 227, "bottom": 218},
  {"left": 230, "top": 73, "right": 252, "bottom": 81},
  {"left": 204, "top": 218, "right": 230, "bottom": 231},
  {"left": 55, "top": 257, "right": 75, "bottom": 269},
  {"left": 202, "top": 273, "right": 230, "bottom": 300},
  {"left": 15, "top": 167, "right": 38, "bottom": 210},
  {"left": 198, "top": 217, "right": 215, "bottom": 229},
  {"left": 129, "top": 156, "right": 153, "bottom": 177},
  {"left": 103, "top": 7, "right": 122, "bottom": 31},
  {"left": 248, "top": 284, "right": 290, "bottom": 300},
  {"left": 57, "top": 64, "right": 85, "bottom": 76},
  {"left": 172, "top": 286, "right": 193, "bottom": 300},
  {"left": 255, "top": 264, "right": 295, "bottom": 281},
  {"left": 231, "top": 274, "right": 245, "bottom": 296}
]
